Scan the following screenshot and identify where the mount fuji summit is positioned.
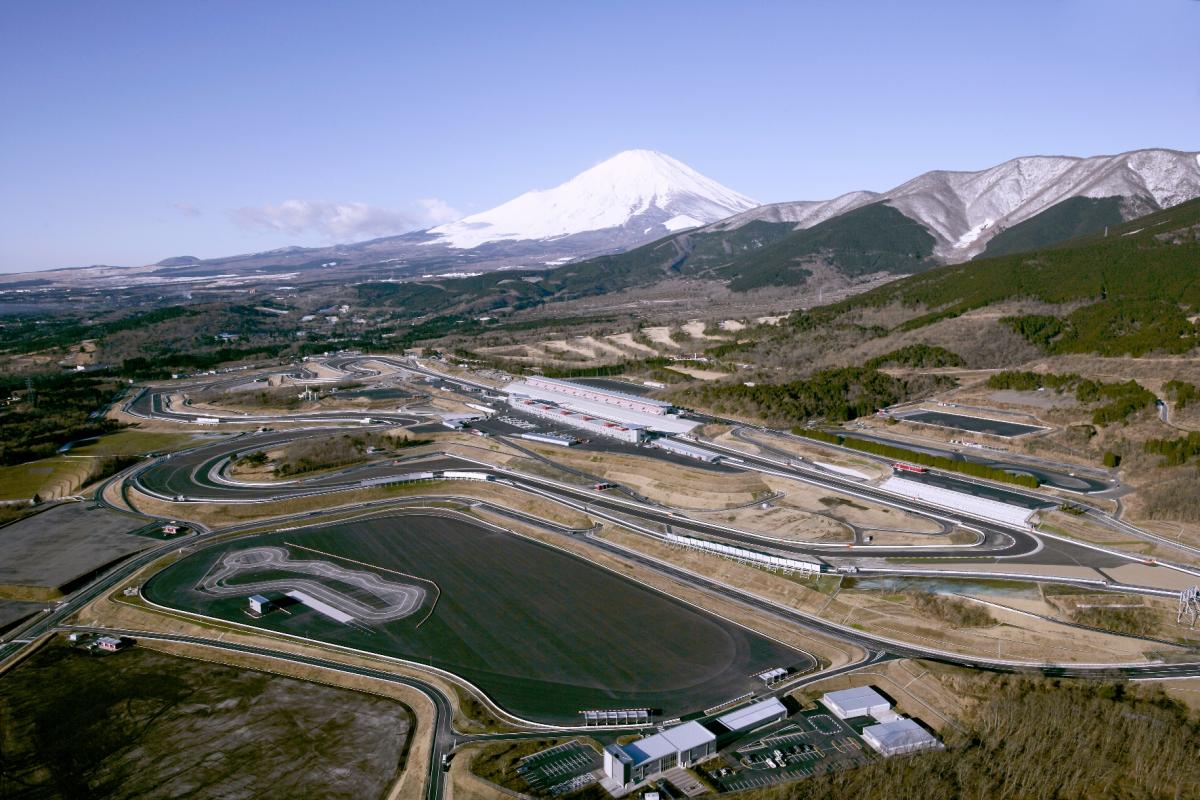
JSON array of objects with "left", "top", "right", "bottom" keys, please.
[{"left": 428, "top": 149, "right": 758, "bottom": 250}]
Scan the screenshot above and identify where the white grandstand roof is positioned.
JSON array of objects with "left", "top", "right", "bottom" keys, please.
[
  {"left": 507, "top": 380, "right": 698, "bottom": 434},
  {"left": 653, "top": 438, "right": 720, "bottom": 459},
  {"left": 717, "top": 698, "right": 787, "bottom": 732},
  {"left": 529, "top": 376, "right": 673, "bottom": 408}
]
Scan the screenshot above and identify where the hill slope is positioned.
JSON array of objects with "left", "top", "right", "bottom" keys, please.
[
  {"left": 820, "top": 197, "right": 1200, "bottom": 357},
  {"left": 979, "top": 196, "right": 1126, "bottom": 258}
]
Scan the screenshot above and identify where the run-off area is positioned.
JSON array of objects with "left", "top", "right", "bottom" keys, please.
[{"left": 143, "top": 512, "right": 811, "bottom": 724}]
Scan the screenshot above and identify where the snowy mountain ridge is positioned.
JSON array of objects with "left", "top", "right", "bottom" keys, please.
[
  {"left": 429, "top": 149, "right": 758, "bottom": 249},
  {"left": 709, "top": 148, "right": 1200, "bottom": 260}
]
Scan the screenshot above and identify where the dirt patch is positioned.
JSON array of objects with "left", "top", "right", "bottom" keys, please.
[
  {"left": 643, "top": 326, "right": 681, "bottom": 349},
  {"left": 606, "top": 332, "right": 659, "bottom": 355},
  {"left": 0, "top": 503, "right": 154, "bottom": 598},
  {"left": 672, "top": 366, "right": 727, "bottom": 381}
]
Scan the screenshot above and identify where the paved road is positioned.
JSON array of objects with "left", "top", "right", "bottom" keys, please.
[
  {"left": 838, "top": 430, "right": 1111, "bottom": 494},
  {"left": 124, "top": 382, "right": 422, "bottom": 427}
]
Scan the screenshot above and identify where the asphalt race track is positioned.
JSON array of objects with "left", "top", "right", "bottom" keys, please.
[
  {"left": 144, "top": 512, "right": 812, "bottom": 725},
  {"left": 128, "top": 426, "right": 1131, "bottom": 571}
]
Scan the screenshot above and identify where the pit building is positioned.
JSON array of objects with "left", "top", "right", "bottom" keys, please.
[
  {"left": 505, "top": 377, "right": 699, "bottom": 435},
  {"left": 525, "top": 376, "right": 673, "bottom": 416},
  {"left": 507, "top": 395, "right": 647, "bottom": 443}
]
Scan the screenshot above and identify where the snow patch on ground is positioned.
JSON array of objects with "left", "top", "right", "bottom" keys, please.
[
  {"left": 664, "top": 214, "right": 704, "bottom": 231},
  {"left": 953, "top": 219, "right": 993, "bottom": 249}
]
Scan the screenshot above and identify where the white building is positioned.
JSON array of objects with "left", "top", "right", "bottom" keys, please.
[
  {"left": 651, "top": 438, "right": 721, "bottom": 462},
  {"left": 97, "top": 636, "right": 126, "bottom": 652},
  {"left": 822, "top": 686, "right": 891, "bottom": 719},
  {"left": 602, "top": 721, "right": 716, "bottom": 788},
  {"left": 525, "top": 376, "right": 673, "bottom": 416},
  {"left": 506, "top": 379, "right": 698, "bottom": 435},
  {"left": 716, "top": 698, "right": 788, "bottom": 733},
  {"left": 508, "top": 396, "right": 646, "bottom": 443},
  {"left": 862, "top": 718, "right": 940, "bottom": 756},
  {"left": 519, "top": 432, "right": 578, "bottom": 447},
  {"left": 248, "top": 595, "right": 271, "bottom": 616}
]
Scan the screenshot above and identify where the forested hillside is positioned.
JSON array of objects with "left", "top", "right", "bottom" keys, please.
[
  {"left": 820, "top": 197, "right": 1200, "bottom": 357},
  {"left": 738, "top": 678, "right": 1199, "bottom": 800}
]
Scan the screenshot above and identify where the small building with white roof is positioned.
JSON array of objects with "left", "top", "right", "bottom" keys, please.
[
  {"left": 716, "top": 698, "right": 788, "bottom": 733},
  {"left": 822, "top": 686, "right": 891, "bottom": 719},
  {"left": 862, "top": 717, "right": 940, "bottom": 756}
]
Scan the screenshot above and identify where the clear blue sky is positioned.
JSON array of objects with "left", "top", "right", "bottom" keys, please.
[{"left": 1, "top": 0, "right": 1197, "bottom": 272}]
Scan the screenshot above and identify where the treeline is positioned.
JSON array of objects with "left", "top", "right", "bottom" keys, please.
[
  {"left": 794, "top": 428, "right": 1040, "bottom": 488},
  {"left": 0, "top": 373, "right": 124, "bottom": 465},
  {"left": 1165, "top": 379, "right": 1200, "bottom": 409},
  {"left": 539, "top": 357, "right": 671, "bottom": 379},
  {"left": 985, "top": 371, "right": 1156, "bottom": 425},
  {"left": 736, "top": 677, "right": 1200, "bottom": 800},
  {"left": 865, "top": 344, "right": 964, "bottom": 370},
  {"left": 1002, "top": 298, "right": 1199, "bottom": 357},
  {"left": 121, "top": 345, "right": 291, "bottom": 379},
  {"left": 452, "top": 349, "right": 693, "bottom": 382},
  {"left": 1144, "top": 431, "right": 1200, "bottom": 467},
  {"left": 266, "top": 433, "right": 429, "bottom": 478},
  {"left": 0, "top": 306, "right": 198, "bottom": 355},
  {"left": 673, "top": 368, "right": 917, "bottom": 425}
]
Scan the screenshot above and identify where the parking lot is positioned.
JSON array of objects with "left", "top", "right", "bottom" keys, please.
[
  {"left": 516, "top": 740, "right": 601, "bottom": 796},
  {"left": 708, "top": 709, "right": 873, "bottom": 793}
]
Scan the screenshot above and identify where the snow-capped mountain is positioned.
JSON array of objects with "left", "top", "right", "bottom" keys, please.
[
  {"left": 429, "top": 149, "right": 757, "bottom": 249},
  {"left": 712, "top": 148, "right": 1200, "bottom": 260}
]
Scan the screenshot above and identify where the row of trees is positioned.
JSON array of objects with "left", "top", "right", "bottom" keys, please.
[
  {"left": 1164, "top": 379, "right": 1200, "bottom": 409},
  {"left": 1144, "top": 431, "right": 1200, "bottom": 467},
  {"left": 673, "top": 368, "right": 916, "bottom": 426},
  {"left": 864, "top": 344, "right": 964, "bottom": 370},
  {"left": 985, "top": 370, "right": 1156, "bottom": 426},
  {"left": 794, "top": 428, "right": 1041, "bottom": 488}
]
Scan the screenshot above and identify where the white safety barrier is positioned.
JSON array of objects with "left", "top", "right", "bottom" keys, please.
[
  {"left": 880, "top": 476, "right": 1033, "bottom": 528},
  {"left": 664, "top": 532, "right": 822, "bottom": 575}
]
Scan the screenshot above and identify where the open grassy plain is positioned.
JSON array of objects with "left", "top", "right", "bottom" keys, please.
[{"left": 0, "top": 638, "right": 412, "bottom": 800}]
